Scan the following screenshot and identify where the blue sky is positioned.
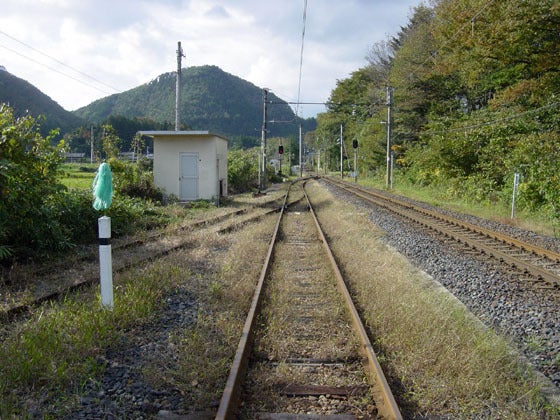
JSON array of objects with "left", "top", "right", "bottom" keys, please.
[{"left": 0, "top": 0, "right": 422, "bottom": 118}]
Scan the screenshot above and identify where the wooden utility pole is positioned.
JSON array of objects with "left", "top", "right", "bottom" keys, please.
[
  {"left": 175, "top": 41, "right": 185, "bottom": 131},
  {"left": 261, "top": 88, "right": 268, "bottom": 190},
  {"left": 386, "top": 86, "right": 393, "bottom": 189},
  {"left": 90, "top": 126, "right": 94, "bottom": 163}
]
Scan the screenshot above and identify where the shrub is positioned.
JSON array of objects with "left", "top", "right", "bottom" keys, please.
[
  {"left": 0, "top": 105, "right": 70, "bottom": 261},
  {"left": 227, "top": 148, "right": 259, "bottom": 193}
]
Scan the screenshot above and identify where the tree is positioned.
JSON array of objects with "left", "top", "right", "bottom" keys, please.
[
  {"left": 0, "top": 104, "right": 69, "bottom": 260},
  {"left": 101, "top": 124, "right": 121, "bottom": 160}
]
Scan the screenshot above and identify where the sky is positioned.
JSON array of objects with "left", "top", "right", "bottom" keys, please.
[{"left": 0, "top": 0, "right": 422, "bottom": 119}]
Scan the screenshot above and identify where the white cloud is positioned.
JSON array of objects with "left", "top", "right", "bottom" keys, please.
[{"left": 0, "top": 0, "right": 422, "bottom": 117}]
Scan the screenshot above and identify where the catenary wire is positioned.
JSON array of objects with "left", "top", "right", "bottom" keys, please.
[
  {"left": 294, "top": 0, "right": 307, "bottom": 118},
  {"left": 0, "top": 43, "right": 114, "bottom": 96},
  {"left": 0, "top": 29, "right": 121, "bottom": 94}
]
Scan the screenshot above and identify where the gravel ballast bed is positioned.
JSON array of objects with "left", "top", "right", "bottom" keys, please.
[
  {"left": 323, "top": 181, "right": 560, "bottom": 391},
  {"left": 65, "top": 287, "right": 207, "bottom": 419}
]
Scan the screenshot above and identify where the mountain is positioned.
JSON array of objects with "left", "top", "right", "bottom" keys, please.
[
  {"left": 73, "top": 65, "right": 315, "bottom": 139},
  {"left": 0, "top": 67, "right": 83, "bottom": 136}
]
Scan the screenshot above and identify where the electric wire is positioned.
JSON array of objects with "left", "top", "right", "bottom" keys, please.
[
  {"left": 0, "top": 43, "right": 114, "bottom": 95},
  {"left": 408, "top": 0, "right": 497, "bottom": 80},
  {"left": 294, "top": 0, "right": 307, "bottom": 118},
  {"left": 0, "top": 29, "right": 121, "bottom": 94}
]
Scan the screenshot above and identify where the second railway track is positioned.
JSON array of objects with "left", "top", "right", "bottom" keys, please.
[
  {"left": 0, "top": 192, "right": 287, "bottom": 321},
  {"left": 217, "top": 180, "right": 401, "bottom": 419},
  {"left": 323, "top": 176, "right": 560, "bottom": 288}
]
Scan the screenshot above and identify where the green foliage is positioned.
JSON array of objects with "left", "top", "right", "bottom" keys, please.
[
  {"left": 101, "top": 124, "right": 120, "bottom": 160},
  {"left": 0, "top": 104, "right": 70, "bottom": 260},
  {"left": 0, "top": 71, "right": 83, "bottom": 137},
  {"left": 73, "top": 65, "right": 316, "bottom": 142},
  {"left": 227, "top": 148, "right": 260, "bottom": 193},
  {"left": 315, "top": 0, "right": 560, "bottom": 223},
  {"left": 0, "top": 106, "right": 175, "bottom": 264},
  {"left": 109, "top": 158, "right": 164, "bottom": 203}
]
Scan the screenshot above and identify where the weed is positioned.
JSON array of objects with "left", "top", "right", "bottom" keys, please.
[{"left": 306, "top": 180, "right": 553, "bottom": 418}]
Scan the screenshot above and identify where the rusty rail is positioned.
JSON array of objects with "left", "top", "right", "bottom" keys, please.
[
  {"left": 216, "top": 180, "right": 402, "bottom": 419},
  {"left": 302, "top": 182, "right": 403, "bottom": 419},
  {"left": 323, "top": 177, "right": 560, "bottom": 287}
]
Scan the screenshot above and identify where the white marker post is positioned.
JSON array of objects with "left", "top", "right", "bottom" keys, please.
[{"left": 98, "top": 216, "right": 113, "bottom": 309}]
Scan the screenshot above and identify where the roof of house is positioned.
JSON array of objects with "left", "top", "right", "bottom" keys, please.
[{"left": 139, "top": 130, "right": 228, "bottom": 141}]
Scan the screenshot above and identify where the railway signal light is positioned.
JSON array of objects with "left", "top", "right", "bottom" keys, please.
[
  {"left": 279, "top": 145, "right": 284, "bottom": 155},
  {"left": 353, "top": 139, "right": 358, "bottom": 149}
]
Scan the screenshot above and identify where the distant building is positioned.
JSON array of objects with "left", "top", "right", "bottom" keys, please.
[
  {"left": 140, "top": 130, "right": 228, "bottom": 202},
  {"left": 64, "top": 152, "right": 86, "bottom": 162}
]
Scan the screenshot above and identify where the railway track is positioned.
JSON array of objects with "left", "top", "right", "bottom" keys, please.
[
  {"left": 0, "top": 193, "right": 287, "bottom": 321},
  {"left": 323, "top": 177, "right": 560, "bottom": 288},
  {"left": 217, "top": 180, "right": 401, "bottom": 419}
]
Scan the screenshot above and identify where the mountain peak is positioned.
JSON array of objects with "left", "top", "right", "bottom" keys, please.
[{"left": 73, "top": 65, "right": 308, "bottom": 138}]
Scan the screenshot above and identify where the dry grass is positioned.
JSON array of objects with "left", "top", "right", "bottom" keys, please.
[
  {"left": 305, "top": 180, "right": 557, "bottom": 418},
  {"left": 142, "top": 213, "right": 280, "bottom": 408},
  {"left": 0, "top": 193, "right": 281, "bottom": 416}
]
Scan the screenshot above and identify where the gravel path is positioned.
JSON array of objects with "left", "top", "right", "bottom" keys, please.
[{"left": 322, "top": 181, "right": 560, "bottom": 391}]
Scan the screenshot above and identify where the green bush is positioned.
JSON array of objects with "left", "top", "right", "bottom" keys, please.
[
  {"left": 0, "top": 106, "right": 172, "bottom": 264},
  {"left": 109, "top": 158, "right": 164, "bottom": 203},
  {"left": 227, "top": 148, "right": 259, "bottom": 193},
  {"left": 0, "top": 105, "right": 70, "bottom": 261}
]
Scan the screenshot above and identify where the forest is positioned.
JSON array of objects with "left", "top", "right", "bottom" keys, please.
[{"left": 312, "top": 0, "right": 560, "bottom": 223}]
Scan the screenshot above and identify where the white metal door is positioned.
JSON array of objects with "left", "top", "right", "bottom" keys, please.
[{"left": 180, "top": 153, "right": 198, "bottom": 200}]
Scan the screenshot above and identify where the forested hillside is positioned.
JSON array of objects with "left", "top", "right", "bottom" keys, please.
[
  {"left": 313, "top": 0, "right": 560, "bottom": 223},
  {"left": 0, "top": 68, "right": 83, "bottom": 136},
  {"left": 74, "top": 65, "right": 315, "bottom": 140}
]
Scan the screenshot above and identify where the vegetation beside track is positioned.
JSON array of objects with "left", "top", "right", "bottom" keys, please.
[
  {"left": 346, "top": 171, "right": 559, "bottom": 238},
  {"left": 0, "top": 193, "right": 280, "bottom": 417},
  {"left": 306, "top": 180, "right": 557, "bottom": 418}
]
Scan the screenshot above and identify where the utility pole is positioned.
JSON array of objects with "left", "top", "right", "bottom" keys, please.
[
  {"left": 386, "top": 86, "right": 393, "bottom": 189},
  {"left": 261, "top": 88, "right": 268, "bottom": 190},
  {"left": 175, "top": 41, "right": 185, "bottom": 131},
  {"left": 340, "top": 124, "right": 343, "bottom": 178},
  {"left": 90, "top": 125, "right": 94, "bottom": 163},
  {"left": 299, "top": 124, "right": 303, "bottom": 178}
]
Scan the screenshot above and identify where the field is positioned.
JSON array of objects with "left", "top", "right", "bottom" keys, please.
[{"left": 60, "top": 163, "right": 98, "bottom": 190}]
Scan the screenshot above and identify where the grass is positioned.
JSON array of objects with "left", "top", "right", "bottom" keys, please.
[
  {"left": 358, "top": 172, "right": 559, "bottom": 238},
  {"left": 305, "top": 180, "right": 558, "bottom": 418},
  {"left": 141, "top": 213, "right": 280, "bottom": 408},
  {"left": 60, "top": 163, "right": 98, "bottom": 189},
  {"left": 0, "top": 260, "right": 181, "bottom": 417},
  {"left": 0, "top": 183, "right": 285, "bottom": 417}
]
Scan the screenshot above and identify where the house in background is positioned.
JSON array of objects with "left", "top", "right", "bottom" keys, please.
[{"left": 140, "top": 131, "right": 228, "bottom": 202}]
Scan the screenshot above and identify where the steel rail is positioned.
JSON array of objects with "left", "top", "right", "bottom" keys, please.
[
  {"left": 323, "top": 177, "right": 560, "bottom": 286},
  {"left": 332, "top": 178, "right": 560, "bottom": 263},
  {"left": 215, "top": 185, "right": 291, "bottom": 419},
  {"left": 1, "top": 205, "right": 285, "bottom": 322},
  {"left": 302, "top": 181, "right": 403, "bottom": 420}
]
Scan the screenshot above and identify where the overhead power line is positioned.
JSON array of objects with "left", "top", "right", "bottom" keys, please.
[
  {"left": 294, "top": 0, "right": 307, "bottom": 118},
  {"left": 0, "top": 29, "right": 121, "bottom": 94},
  {"left": 427, "top": 95, "right": 560, "bottom": 135},
  {"left": 409, "top": 0, "right": 497, "bottom": 80},
  {"left": 0, "top": 44, "right": 114, "bottom": 95}
]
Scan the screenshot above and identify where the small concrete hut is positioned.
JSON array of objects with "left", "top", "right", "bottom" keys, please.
[{"left": 140, "top": 130, "right": 228, "bottom": 201}]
